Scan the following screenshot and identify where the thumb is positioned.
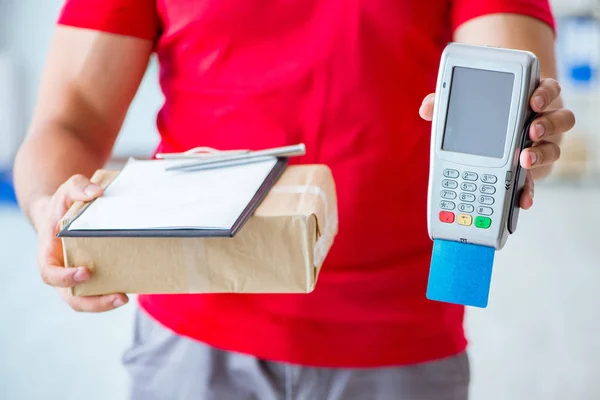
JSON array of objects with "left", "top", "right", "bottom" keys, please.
[
  {"left": 419, "top": 93, "right": 436, "bottom": 121},
  {"left": 56, "top": 174, "right": 103, "bottom": 216}
]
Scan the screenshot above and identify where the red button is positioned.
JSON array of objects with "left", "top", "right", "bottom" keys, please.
[{"left": 439, "top": 211, "right": 455, "bottom": 223}]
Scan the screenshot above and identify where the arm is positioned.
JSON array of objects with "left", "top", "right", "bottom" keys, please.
[
  {"left": 13, "top": 26, "right": 154, "bottom": 311},
  {"left": 453, "top": 13, "right": 575, "bottom": 180},
  {"left": 14, "top": 26, "right": 153, "bottom": 230}
]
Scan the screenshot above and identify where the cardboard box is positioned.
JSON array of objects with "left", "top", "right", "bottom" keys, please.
[{"left": 60, "top": 164, "right": 338, "bottom": 296}]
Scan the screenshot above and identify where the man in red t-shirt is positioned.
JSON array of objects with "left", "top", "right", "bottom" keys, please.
[{"left": 14, "top": 0, "right": 574, "bottom": 398}]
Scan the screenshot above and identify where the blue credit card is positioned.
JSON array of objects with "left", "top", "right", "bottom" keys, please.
[{"left": 426, "top": 239, "right": 496, "bottom": 308}]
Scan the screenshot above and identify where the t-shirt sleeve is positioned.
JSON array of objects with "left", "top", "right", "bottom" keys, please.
[
  {"left": 451, "top": 0, "right": 556, "bottom": 33},
  {"left": 56, "top": 0, "right": 160, "bottom": 41}
]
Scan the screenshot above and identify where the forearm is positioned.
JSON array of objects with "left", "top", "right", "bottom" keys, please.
[
  {"left": 12, "top": 27, "right": 154, "bottom": 232},
  {"left": 13, "top": 125, "right": 108, "bottom": 231}
]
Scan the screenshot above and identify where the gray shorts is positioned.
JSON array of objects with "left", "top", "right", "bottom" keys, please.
[{"left": 122, "top": 308, "right": 470, "bottom": 400}]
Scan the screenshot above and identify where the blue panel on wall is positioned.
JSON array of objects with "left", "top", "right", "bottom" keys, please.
[
  {"left": 0, "top": 170, "right": 17, "bottom": 205},
  {"left": 570, "top": 64, "right": 594, "bottom": 83}
]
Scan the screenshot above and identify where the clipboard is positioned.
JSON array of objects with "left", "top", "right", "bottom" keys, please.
[{"left": 57, "top": 156, "right": 289, "bottom": 239}]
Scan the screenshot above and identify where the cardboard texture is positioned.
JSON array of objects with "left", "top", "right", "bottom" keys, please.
[{"left": 60, "top": 164, "right": 338, "bottom": 296}]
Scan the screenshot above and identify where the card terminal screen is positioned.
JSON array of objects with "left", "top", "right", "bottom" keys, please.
[{"left": 442, "top": 67, "right": 515, "bottom": 159}]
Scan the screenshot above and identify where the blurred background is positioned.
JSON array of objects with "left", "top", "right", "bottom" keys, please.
[{"left": 0, "top": 1, "right": 599, "bottom": 399}]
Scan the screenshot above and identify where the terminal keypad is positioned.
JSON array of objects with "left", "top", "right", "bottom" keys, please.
[{"left": 439, "top": 169, "right": 497, "bottom": 229}]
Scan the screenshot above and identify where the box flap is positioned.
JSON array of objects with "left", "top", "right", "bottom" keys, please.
[{"left": 263, "top": 165, "right": 338, "bottom": 269}]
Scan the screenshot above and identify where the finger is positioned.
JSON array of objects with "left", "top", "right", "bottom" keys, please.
[
  {"left": 40, "top": 264, "right": 91, "bottom": 288},
  {"left": 530, "top": 78, "right": 561, "bottom": 112},
  {"left": 529, "top": 109, "right": 576, "bottom": 142},
  {"left": 58, "top": 289, "right": 129, "bottom": 313},
  {"left": 519, "top": 141, "right": 561, "bottom": 169},
  {"left": 56, "top": 174, "right": 103, "bottom": 214},
  {"left": 419, "top": 93, "right": 435, "bottom": 121},
  {"left": 519, "top": 171, "right": 535, "bottom": 210},
  {"left": 38, "top": 221, "right": 68, "bottom": 272}
]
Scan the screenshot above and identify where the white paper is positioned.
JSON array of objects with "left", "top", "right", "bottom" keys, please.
[{"left": 68, "top": 157, "right": 279, "bottom": 231}]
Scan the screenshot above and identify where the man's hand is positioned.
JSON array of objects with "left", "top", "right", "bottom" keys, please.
[
  {"left": 12, "top": 27, "right": 154, "bottom": 311},
  {"left": 34, "top": 174, "right": 129, "bottom": 312},
  {"left": 418, "top": 77, "right": 575, "bottom": 210}
]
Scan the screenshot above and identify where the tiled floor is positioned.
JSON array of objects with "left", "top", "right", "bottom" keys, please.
[{"left": 1, "top": 183, "right": 599, "bottom": 400}]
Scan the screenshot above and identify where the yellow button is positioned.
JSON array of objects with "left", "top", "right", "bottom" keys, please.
[{"left": 457, "top": 214, "right": 472, "bottom": 226}]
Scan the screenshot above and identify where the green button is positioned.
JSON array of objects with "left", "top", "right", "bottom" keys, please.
[{"left": 475, "top": 216, "right": 492, "bottom": 229}]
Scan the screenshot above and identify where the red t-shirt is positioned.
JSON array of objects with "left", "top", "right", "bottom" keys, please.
[{"left": 57, "top": 0, "right": 554, "bottom": 367}]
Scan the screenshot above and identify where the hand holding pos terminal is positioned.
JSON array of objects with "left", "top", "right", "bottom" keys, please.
[{"left": 426, "top": 42, "right": 539, "bottom": 308}]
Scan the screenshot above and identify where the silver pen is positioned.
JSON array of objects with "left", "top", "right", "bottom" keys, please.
[{"left": 164, "top": 143, "right": 306, "bottom": 172}]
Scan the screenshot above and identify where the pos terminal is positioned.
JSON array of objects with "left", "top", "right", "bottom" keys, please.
[{"left": 426, "top": 42, "right": 540, "bottom": 308}]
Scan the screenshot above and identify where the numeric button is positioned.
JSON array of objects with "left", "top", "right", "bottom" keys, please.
[
  {"left": 459, "top": 193, "right": 476, "bottom": 203},
  {"left": 462, "top": 171, "right": 478, "bottom": 181},
  {"left": 458, "top": 204, "right": 474, "bottom": 213},
  {"left": 440, "top": 201, "right": 456, "bottom": 210},
  {"left": 477, "top": 206, "right": 493, "bottom": 216},
  {"left": 443, "top": 169, "right": 459, "bottom": 178},
  {"left": 481, "top": 174, "right": 497, "bottom": 184},
  {"left": 442, "top": 179, "right": 458, "bottom": 189},
  {"left": 441, "top": 190, "right": 456, "bottom": 200},
  {"left": 480, "top": 185, "right": 496, "bottom": 195},
  {"left": 479, "top": 196, "right": 494, "bottom": 205},
  {"left": 461, "top": 182, "right": 477, "bottom": 192}
]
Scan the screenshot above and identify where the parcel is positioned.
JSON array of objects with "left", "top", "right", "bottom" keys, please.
[{"left": 59, "top": 162, "right": 338, "bottom": 296}]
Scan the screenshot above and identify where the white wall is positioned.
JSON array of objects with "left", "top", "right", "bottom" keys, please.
[
  {"left": 550, "top": 0, "right": 600, "bottom": 16},
  {"left": 0, "top": 52, "right": 19, "bottom": 168},
  {"left": 0, "top": 0, "right": 162, "bottom": 160}
]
